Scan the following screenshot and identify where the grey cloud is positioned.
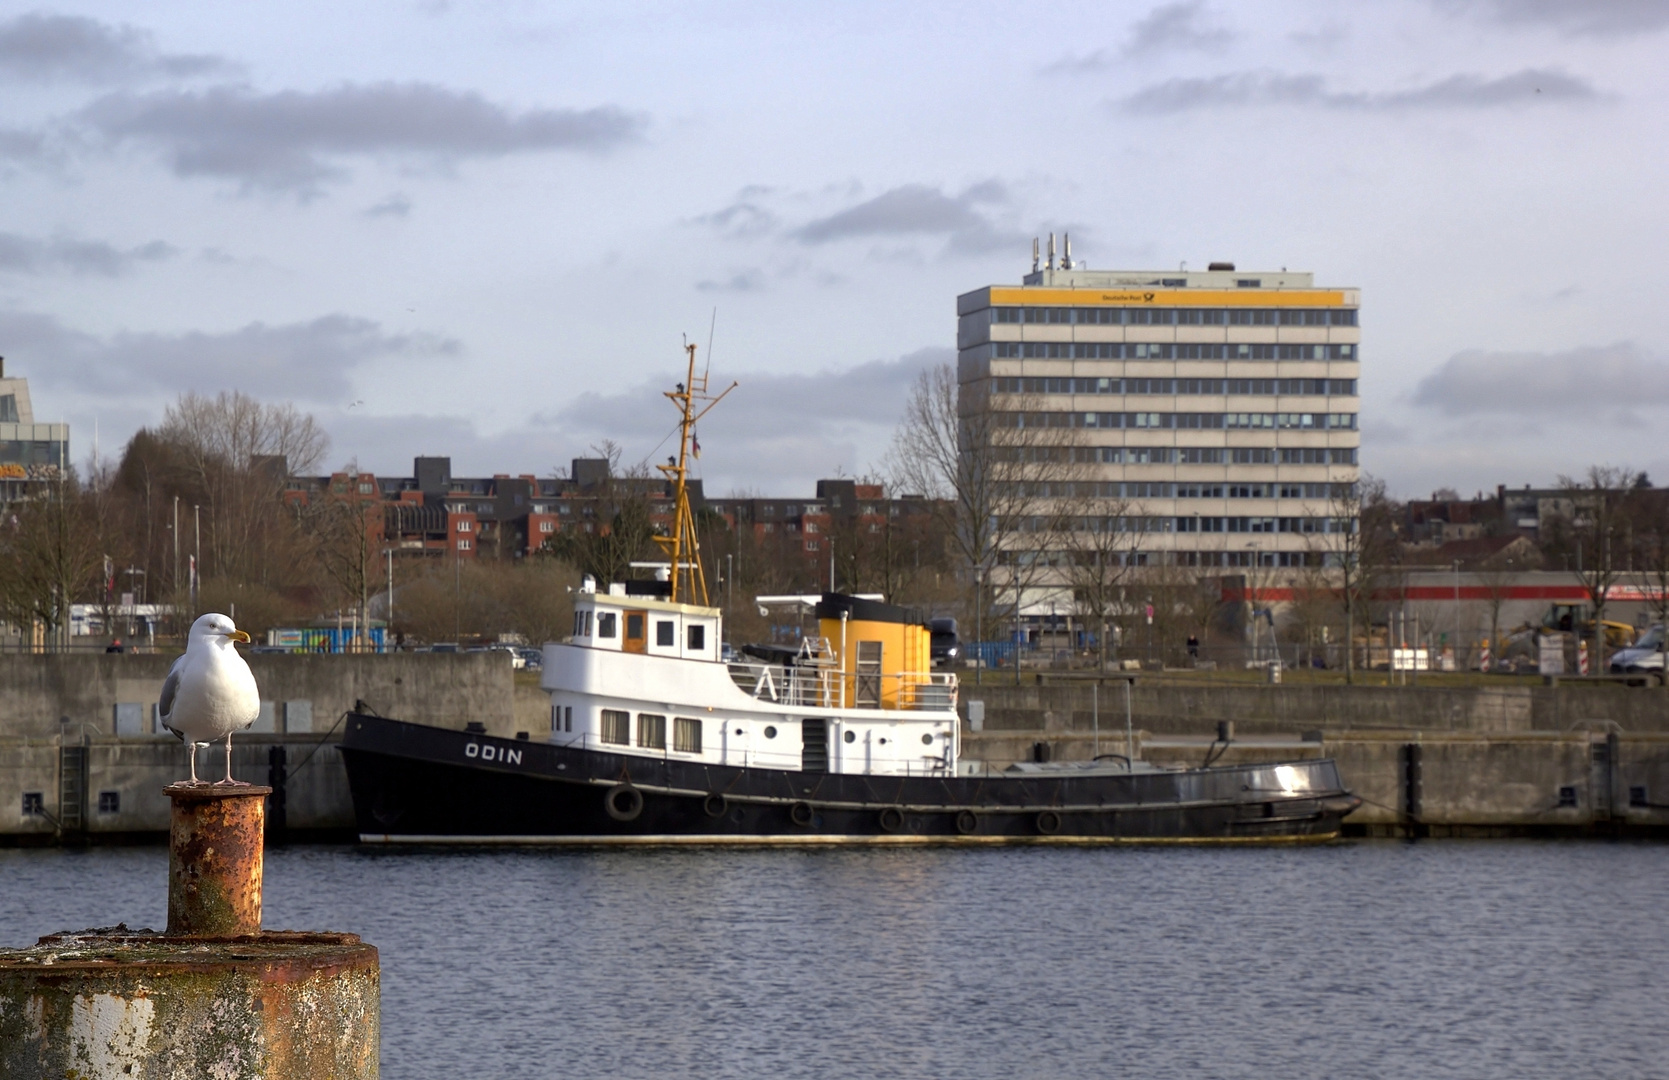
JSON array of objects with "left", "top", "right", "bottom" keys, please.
[
  {"left": 694, "top": 199, "right": 780, "bottom": 239},
  {"left": 1042, "top": 2, "right": 1231, "bottom": 74},
  {"left": 2, "top": 309, "right": 459, "bottom": 403},
  {"left": 1412, "top": 342, "right": 1668, "bottom": 417},
  {"left": 1126, "top": 2, "right": 1235, "bottom": 54},
  {"left": 363, "top": 194, "right": 413, "bottom": 218},
  {"left": 695, "top": 269, "right": 766, "bottom": 293},
  {"left": 0, "top": 12, "right": 230, "bottom": 84},
  {"left": 78, "top": 82, "right": 646, "bottom": 194},
  {"left": 326, "top": 348, "right": 951, "bottom": 494},
  {"left": 552, "top": 347, "right": 949, "bottom": 448},
  {"left": 1120, "top": 67, "right": 1598, "bottom": 113},
  {"left": 1441, "top": 0, "right": 1669, "bottom": 36},
  {"left": 0, "top": 232, "right": 178, "bottom": 276},
  {"left": 1040, "top": 49, "right": 1116, "bottom": 75},
  {"left": 794, "top": 183, "right": 1022, "bottom": 255},
  {"left": 0, "top": 127, "right": 50, "bottom": 164}
]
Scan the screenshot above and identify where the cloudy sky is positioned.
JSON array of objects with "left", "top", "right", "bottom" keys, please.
[{"left": 2, "top": 0, "right": 1666, "bottom": 498}]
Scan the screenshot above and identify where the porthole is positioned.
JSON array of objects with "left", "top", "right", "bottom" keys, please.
[
  {"left": 922, "top": 733, "right": 934, "bottom": 745},
  {"left": 764, "top": 725, "right": 777, "bottom": 739},
  {"left": 843, "top": 730, "right": 856, "bottom": 744},
  {"left": 734, "top": 728, "right": 744, "bottom": 736},
  {"left": 878, "top": 737, "right": 888, "bottom": 745}
]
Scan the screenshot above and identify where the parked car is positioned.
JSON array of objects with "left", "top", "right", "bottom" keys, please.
[
  {"left": 1609, "top": 624, "right": 1666, "bottom": 676},
  {"left": 929, "top": 617, "right": 960, "bottom": 669},
  {"left": 514, "top": 647, "right": 544, "bottom": 670}
]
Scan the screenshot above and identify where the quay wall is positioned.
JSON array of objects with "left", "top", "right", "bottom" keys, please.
[
  {"left": 960, "top": 679, "right": 1669, "bottom": 836},
  {"left": 0, "top": 652, "right": 519, "bottom": 738},
  {"left": 6, "top": 655, "right": 1669, "bottom": 839},
  {"left": 956, "top": 679, "right": 1669, "bottom": 738}
]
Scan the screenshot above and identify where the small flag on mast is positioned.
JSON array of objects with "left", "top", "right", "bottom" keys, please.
[{"left": 692, "top": 430, "right": 701, "bottom": 459}]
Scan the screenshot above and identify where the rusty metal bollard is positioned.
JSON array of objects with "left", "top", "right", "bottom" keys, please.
[
  {"left": 0, "top": 783, "right": 380, "bottom": 1078},
  {"left": 167, "top": 783, "right": 268, "bottom": 935}
]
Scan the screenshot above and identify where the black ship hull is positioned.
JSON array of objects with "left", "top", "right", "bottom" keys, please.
[{"left": 340, "top": 713, "right": 1360, "bottom": 845}]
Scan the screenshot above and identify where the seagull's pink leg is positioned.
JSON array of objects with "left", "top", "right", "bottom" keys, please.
[{"left": 214, "top": 732, "right": 249, "bottom": 786}]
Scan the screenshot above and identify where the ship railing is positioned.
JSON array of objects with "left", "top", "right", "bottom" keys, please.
[{"left": 726, "top": 662, "right": 957, "bottom": 711}]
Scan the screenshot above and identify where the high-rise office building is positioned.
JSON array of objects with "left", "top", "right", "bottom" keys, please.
[{"left": 956, "top": 248, "right": 1360, "bottom": 580}]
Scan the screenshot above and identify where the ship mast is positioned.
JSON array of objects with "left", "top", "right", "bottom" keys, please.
[{"left": 655, "top": 343, "right": 735, "bottom": 605}]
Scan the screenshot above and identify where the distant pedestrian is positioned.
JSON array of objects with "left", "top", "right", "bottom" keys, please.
[
  {"left": 106, "top": 639, "right": 124, "bottom": 654},
  {"left": 1186, "top": 634, "right": 1199, "bottom": 661}
]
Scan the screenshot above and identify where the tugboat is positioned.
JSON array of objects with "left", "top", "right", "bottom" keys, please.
[{"left": 340, "top": 347, "right": 1360, "bottom": 844}]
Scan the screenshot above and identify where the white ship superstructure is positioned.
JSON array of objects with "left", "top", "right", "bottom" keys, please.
[{"left": 542, "top": 583, "right": 960, "bottom": 776}]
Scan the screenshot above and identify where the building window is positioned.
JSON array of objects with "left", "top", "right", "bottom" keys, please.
[
  {"left": 656, "top": 620, "right": 675, "bottom": 647},
  {"left": 539, "top": 521, "right": 554, "bottom": 533},
  {"left": 601, "top": 709, "right": 630, "bottom": 745},
  {"left": 688, "top": 624, "right": 706, "bottom": 650},
  {"left": 674, "top": 717, "right": 702, "bottom": 754},
  {"left": 637, "top": 713, "right": 666, "bottom": 749},
  {"left": 597, "top": 612, "right": 617, "bottom": 639},
  {"left": 98, "top": 791, "right": 120, "bottom": 813},
  {"left": 358, "top": 482, "right": 374, "bottom": 495},
  {"left": 804, "top": 522, "right": 818, "bottom": 534},
  {"left": 806, "top": 540, "right": 819, "bottom": 551},
  {"left": 22, "top": 792, "right": 44, "bottom": 816},
  {"left": 457, "top": 539, "right": 471, "bottom": 551},
  {"left": 456, "top": 520, "right": 472, "bottom": 532}
]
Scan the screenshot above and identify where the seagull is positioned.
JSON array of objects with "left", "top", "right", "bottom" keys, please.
[{"left": 160, "top": 613, "right": 259, "bottom": 785}]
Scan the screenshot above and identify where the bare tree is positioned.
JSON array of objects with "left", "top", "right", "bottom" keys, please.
[
  {"left": 0, "top": 478, "right": 105, "bottom": 649},
  {"left": 886, "top": 363, "right": 1080, "bottom": 650},
  {"left": 542, "top": 441, "right": 660, "bottom": 586},
  {"left": 1554, "top": 465, "right": 1638, "bottom": 673},
  {"left": 1629, "top": 487, "right": 1669, "bottom": 679},
  {"left": 157, "top": 391, "right": 327, "bottom": 588},
  {"left": 1328, "top": 475, "right": 1400, "bottom": 683},
  {"left": 1057, "top": 488, "right": 1139, "bottom": 670},
  {"left": 301, "top": 464, "right": 382, "bottom": 649}
]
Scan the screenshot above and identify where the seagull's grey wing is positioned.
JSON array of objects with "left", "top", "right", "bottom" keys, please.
[{"left": 159, "top": 655, "right": 184, "bottom": 740}]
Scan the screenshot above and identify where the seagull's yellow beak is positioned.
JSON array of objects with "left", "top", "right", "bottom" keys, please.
[{"left": 229, "top": 630, "right": 251, "bottom": 644}]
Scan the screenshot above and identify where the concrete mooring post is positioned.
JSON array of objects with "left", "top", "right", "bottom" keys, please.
[{"left": 0, "top": 783, "right": 380, "bottom": 1078}]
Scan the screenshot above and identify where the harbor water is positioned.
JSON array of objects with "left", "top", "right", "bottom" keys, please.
[{"left": 3, "top": 841, "right": 1665, "bottom": 1079}]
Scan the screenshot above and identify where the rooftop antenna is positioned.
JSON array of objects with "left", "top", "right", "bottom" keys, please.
[
  {"left": 1047, "top": 232, "right": 1056, "bottom": 271},
  {"left": 1031, "top": 237, "right": 1040, "bottom": 272},
  {"left": 1062, "top": 233, "right": 1074, "bottom": 270}
]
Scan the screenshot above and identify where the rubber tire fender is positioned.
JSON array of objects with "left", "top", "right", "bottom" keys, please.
[
  {"left": 605, "top": 784, "right": 645, "bottom": 822},
  {"left": 954, "top": 809, "right": 978, "bottom": 836},
  {"left": 1035, "top": 809, "right": 1062, "bottom": 835},
  {"left": 790, "top": 801, "right": 815, "bottom": 827},
  {"left": 878, "top": 806, "right": 905, "bottom": 833},
  {"left": 702, "top": 793, "right": 727, "bottom": 819}
]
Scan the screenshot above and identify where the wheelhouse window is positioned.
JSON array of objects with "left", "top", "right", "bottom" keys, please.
[
  {"left": 600, "top": 709, "right": 630, "bottom": 745},
  {"left": 596, "top": 612, "right": 617, "bottom": 638},
  {"left": 687, "top": 624, "right": 705, "bottom": 650},
  {"left": 674, "top": 717, "right": 702, "bottom": 754},
  {"left": 637, "top": 713, "right": 666, "bottom": 749},
  {"left": 656, "top": 620, "right": 675, "bottom": 647}
]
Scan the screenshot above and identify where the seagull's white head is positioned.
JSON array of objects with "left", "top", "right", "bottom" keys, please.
[{"left": 190, "top": 612, "right": 251, "bottom": 649}]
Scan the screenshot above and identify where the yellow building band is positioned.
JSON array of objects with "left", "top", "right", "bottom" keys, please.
[{"left": 988, "top": 287, "right": 1350, "bottom": 308}]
